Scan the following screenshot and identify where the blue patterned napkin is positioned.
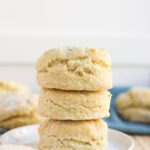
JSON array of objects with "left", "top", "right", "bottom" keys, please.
[{"left": 105, "top": 87, "right": 150, "bottom": 134}]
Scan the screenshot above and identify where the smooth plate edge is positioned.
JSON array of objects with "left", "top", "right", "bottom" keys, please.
[
  {"left": 108, "top": 129, "right": 134, "bottom": 150},
  {"left": 0, "top": 124, "right": 134, "bottom": 150}
]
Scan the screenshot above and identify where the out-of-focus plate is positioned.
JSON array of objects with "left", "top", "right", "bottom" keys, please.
[{"left": 0, "top": 124, "right": 134, "bottom": 150}]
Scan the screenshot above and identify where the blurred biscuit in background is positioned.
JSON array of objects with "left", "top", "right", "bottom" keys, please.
[
  {"left": 0, "top": 113, "right": 42, "bottom": 129},
  {"left": 116, "top": 87, "right": 150, "bottom": 123},
  {"left": 0, "top": 80, "right": 31, "bottom": 94},
  {"left": 0, "top": 81, "right": 42, "bottom": 129}
]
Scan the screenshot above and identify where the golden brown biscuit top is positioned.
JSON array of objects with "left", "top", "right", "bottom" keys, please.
[{"left": 36, "top": 47, "right": 111, "bottom": 73}]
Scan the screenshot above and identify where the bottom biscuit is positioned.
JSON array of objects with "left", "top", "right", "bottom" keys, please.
[{"left": 39, "top": 119, "right": 107, "bottom": 150}]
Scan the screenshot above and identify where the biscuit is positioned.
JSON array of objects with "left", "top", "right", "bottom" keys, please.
[
  {"left": 0, "top": 80, "right": 31, "bottom": 94},
  {"left": 0, "top": 144, "right": 36, "bottom": 150},
  {"left": 36, "top": 47, "right": 112, "bottom": 91},
  {"left": 39, "top": 119, "right": 107, "bottom": 150},
  {"left": 116, "top": 87, "right": 150, "bottom": 123},
  {"left": 0, "top": 113, "right": 42, "bottom": 129},
  {"left": 38, "top": 88, "right": 111, "bottom": 120},
  {"left": 0, "top": 93, "right": 37, "bottom": 123}
]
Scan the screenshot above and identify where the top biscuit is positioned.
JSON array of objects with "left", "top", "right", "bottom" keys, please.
[{"left": 36, "top": 47, "right": 112, "bottom": 91}]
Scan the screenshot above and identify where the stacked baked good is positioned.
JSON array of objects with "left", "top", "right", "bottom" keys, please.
[{"left": 37, "top": 47, "right": 112, "bottom": 150}]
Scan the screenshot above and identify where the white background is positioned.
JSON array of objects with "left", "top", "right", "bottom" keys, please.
[{"left": 0, "top": 0, "right": 150, "bottom": 91}]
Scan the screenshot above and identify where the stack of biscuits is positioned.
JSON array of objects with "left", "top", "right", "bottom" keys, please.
[{"left": 36, "top": 47, "right": 112, "bottom": 150}]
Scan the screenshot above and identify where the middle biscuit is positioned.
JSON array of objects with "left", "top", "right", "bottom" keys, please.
[{"left": 38, "top": 88, "right": 111, "bottom": 120}]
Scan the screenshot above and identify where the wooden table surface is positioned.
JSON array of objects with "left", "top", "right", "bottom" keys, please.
[{"left": 131, "top": 135, "right": 150, "bottom": 150}]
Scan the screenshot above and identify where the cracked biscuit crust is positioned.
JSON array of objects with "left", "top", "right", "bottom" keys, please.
[
  {"left": 116, "top": 87, "right": 150, "bottom": 123},
  {"left": 39, "top": 119, "right": 107, "bottom": 150},
  {"left": 36, "top": 47, "right": 112, "bottom": 91},
  {"left": 38, "top": 88, "right": 111, "bottom": 120}
]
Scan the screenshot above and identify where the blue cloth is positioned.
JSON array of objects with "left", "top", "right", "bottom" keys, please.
[
  {"left": 0, "top": 128, "right": 8, "bottom": 134},
  {"left": 105, "top": 87, "right": 150, "bottom": 134}
]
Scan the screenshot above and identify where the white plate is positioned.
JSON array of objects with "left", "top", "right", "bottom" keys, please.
[{"left": 0, "top": 125, "right": 134, "bottom": 150}]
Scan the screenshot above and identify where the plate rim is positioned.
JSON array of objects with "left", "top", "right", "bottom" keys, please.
[
  {"left": 108, "top": 128, "right": 134, "bottom": 150},
  {"left": 0, "top": 124, "right": 134, "bottom": 150}
]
